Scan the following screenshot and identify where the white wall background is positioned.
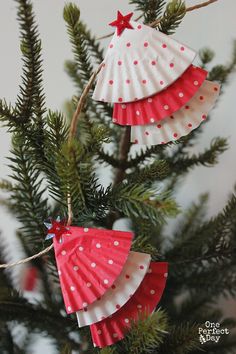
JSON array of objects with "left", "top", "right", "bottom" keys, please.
[{"left": 0, "top": 0, "right": 235, "bottom": 352}]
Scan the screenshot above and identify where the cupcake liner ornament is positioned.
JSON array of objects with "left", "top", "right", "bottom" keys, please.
[
  {"left": 113, "top": 65, "right": 208, "bottom": 126},
  {"left": 90, "top": 262, "right": 168, "bottom": 348},
  {"left": 92, "top": 11, "right": 196, "bottom": 103},
  {"left": 45, "top": 219, "right": 133, "bottom": 313},
  {"left": 130, "top": 80, "right": 220, "bottom": 145},
  {"left": 76, "top": 251, "right": 151, "bottom": 327}
]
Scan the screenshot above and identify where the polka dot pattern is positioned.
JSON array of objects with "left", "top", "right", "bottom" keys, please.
[
  {"left": 113, "top": 65, "right": 207, "bottom": 126},
  {"left": 130, "top": 80, "right": 220, "bottom": 145},
  {"left": 92, "top": 20, "right": 197, "bottom": 103},
  {"left": 53, "top": 226, "right": 133, "bottom": 313},
  {"left": 90, "top": 261, "right": 168, "bottom": 348},
  {"left": 76, "top": 252, "right": 151, "bottom": 327}
]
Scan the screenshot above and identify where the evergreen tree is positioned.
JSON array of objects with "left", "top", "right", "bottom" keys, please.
[{"left": 0, "top": 0, "right": 236, "bottom": 353}]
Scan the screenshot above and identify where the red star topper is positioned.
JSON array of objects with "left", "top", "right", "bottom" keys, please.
[{"left": 109, "top": 11, "right": 134, "bottom": 36}]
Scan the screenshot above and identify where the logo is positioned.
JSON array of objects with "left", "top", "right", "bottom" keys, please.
[{"left": 199, "top": 321, "right": 230, "bottom": 344}]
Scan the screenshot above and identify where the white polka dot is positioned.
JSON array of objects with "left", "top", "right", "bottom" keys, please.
[
  {"left": 137, "top": 304, "right": 142, "bottom": 309},
  {"left": 97, "top": 329, "right": 102, "bottom": 335},
  {"left": 150, "top": 118, "right": 155, "bottom": 123},
  {"left": 121, "top": 104, "right": 126, "bottom": 109},
  {"left": 113, "top": 333, "right": 118, "bottom": 338},
  {"left": 87, "top": 282, "right": 91, "bottom": 287},
  {"left": 58, "top": 270, "right": 61, "bottom": 275},
  {"left": 91, "top": 262, "right": 96, "bottom": 268},
  {"left": 164, "top": 272, "right": 168, "bottom": 278},
  {"left": 84, "top": 228, "right": 89, "bottom": 232},
  {"left": 136, "top": 111, "right": 140, "bottom": 116},
  {"left": 164, "top": 105, "right": 169, "bottom": 110},
  {"left": 70, "top": 286, "right": 75, "bottom": 291},
  {"left": 148, "top": 98, "right": 153, "bottom": 103},
  {"left": 194, "top": 80, "right": 199, "bottom": 86},
  {"left": 150, "top": 289, "right": 156, "bottom": 295},
  {"left": 73, "top": 266, "right": 79, "bottom": 271},
  {"left": 104, "top": 279, "right": 109, "bottom": 284},
  {"left": 148, "top": 268, "right": 152, "bottom": 273},
  {"left": 61, "top": 250, "right": 66, "bottom": 256},
  {"left": 114, "top": 241, "right": 119, "bottom": 246},
  {"left": 79, "top": 246, "right": 84, "bottom": 251},
  {"left": 83, "top": 302, "right": 88, "bottom": 308},
  {"left": 67, "top": 306, "right": 71, "bottom": 311},
  {"left": 96, "top": 243, "right": 101, "bottom": 248},
  {"left": 179, "top": 92, "right": 184, "bottom": 97},
  {"left": 108, "top": 259, "right": 113, "bottom": 265},
  {"left": 124, "top": 318, "right": 129, "bottom": 323},
  {"left": 113, "top": 118, "right": 117, "bottom": 123}
]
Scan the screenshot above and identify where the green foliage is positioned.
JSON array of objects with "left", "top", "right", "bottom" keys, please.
[
  {"left": 130, "top": 0, "right": 166, "bottom": 23},
  {"left": 158, "top": 0, "right": 186, "bottom": 34},
  {"left": 0, "top": 1, "right": 235, "bottom": 354}
]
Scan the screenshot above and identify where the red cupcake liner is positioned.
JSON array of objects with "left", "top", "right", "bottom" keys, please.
[
  {"left": 90, "top": 262, "right": 168, "bottom": 348},
  {"left": 53, "top": 227, "right": 133, "bottom": 313},
  {"left": 113, "top": 65, "right": 207, "bottom": 126}
]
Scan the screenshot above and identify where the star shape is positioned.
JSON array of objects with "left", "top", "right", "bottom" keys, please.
[
  {"left": 109, "top": 11, "right": 134, "bottom": 36},
  {"left": 44, "top": 217, "right": 71, "bottom": 240}
]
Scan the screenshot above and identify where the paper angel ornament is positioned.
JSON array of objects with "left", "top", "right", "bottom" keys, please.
[{"left": 90, "top": 262, "right": 168, "bottom": 348}]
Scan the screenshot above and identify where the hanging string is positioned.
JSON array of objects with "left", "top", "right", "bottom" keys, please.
[{"left": 0, "top": 0, "right": 218, "bottom": 269}]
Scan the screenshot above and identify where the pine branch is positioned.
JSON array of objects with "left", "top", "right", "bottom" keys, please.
[
  {"left": 158, "top": 0, "right": 186, "bottom": 35},
  {"left": 130, "top": 0, "right": 166, "bottom": 23},
  {"left": 128, "top": 160, "right": 170, "bottom": 184},
  {"left": 109, "top": 183, "right": 179, "bottom": 225}
]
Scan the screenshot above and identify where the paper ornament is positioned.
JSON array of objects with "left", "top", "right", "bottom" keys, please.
[
  {"left": 90, "top": 262, "right": 168, "bottom": 348},
  {"left": 76, "top": 251, "right": 151, "bottom": 327},
  {"left": 93, "top": 13, "right": 196, "bottom": 103},
  {"left": 45, "top": 221, "right": 133, "bottom": 313},
  {"left": 20, "top": 266, "right": 38, "bottom": 291},
  {"left": 113, "top": 65, "right": 208, "bottom": 126},
  {"left": 130, "top": 80, "right": 220, "bottom": 145}
]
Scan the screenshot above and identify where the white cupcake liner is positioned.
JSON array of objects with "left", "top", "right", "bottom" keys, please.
[
  {"left": 130, "top": 81, "right": 220, "bottom": 145},
  {"left": 76, "top": 251, "right": 151, "bottom": 327},
  {"left": 92, "top": 21, "right": 196, "bottom": 103}
]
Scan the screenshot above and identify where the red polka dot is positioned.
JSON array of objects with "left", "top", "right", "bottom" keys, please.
[
  {"left": 137, "top": 25, "right": 142, "bottom": 29},
  {"left": 144, "top": 42, "right": 149, "bottom": 47},
  {"left": 214, "top": 87, "right": 218, "bottom": 91},
  {"left": 84, "top": 307, "right": 88, "bottom": 312},
  {"left": 126, "top": 79, "right": 131, "bottom": 84},
  {"left": 170, "top": 115, "right": 174, "bottom": 119},
  {"left": 142, "top": 80, "right": 147, "bottom": 84},
  {"left": 109, "top": 44, "right": 113, "bottom": 48},
  {"left": 151, "top": 60, "right": 156, "bottom": 65},
  {"left": 161, "top": 142, "right": 165, "bottom": 145},
  {"left": 111, "top": 285, "right": 116, "bottom": 289},
  {"left": 170, "top": 63, "right": 174, "bottom": 68},
  {"left": 97, "top": 297, "right": 101, "bottom": 301},
  {"left": 157, "top": 124, "right": 162, "bottom": 129},
  {"left": 139, "top": 265, "right": 144, "bottom": 270},
  {"left": 145, "top": 131, "right": 149, "bottom": 136},
  {"left": 173, "top": 133, "right": 178, "bottom": 138},
  {"left": 134, "top": 60, "right": 138, "bottom": 65},
  {"left": 162, "top": 44, "right": 167, "bottom": 48},
  {"left": 134, "top": 139, "right": 138, "bottom": 144},
  {"left": 102, "top": 63, "right": 105, "bottom": 67},
  {"left": 202, "top": 114, "right": 207, "bottom": 120},
  {"left": 118, "top": 97, "right": 123, "bottom": 102},
  {"left": 185, "top": 105, "right": 190, "bottom": 110},
  {"left": 116, "top": 304, "right": 120, "bottom": 309},
  {"left": 126, "top": 42, "right": 131, "bottom": 47},
  {"left": 109, "top": 80, "right": 113, "bottom": 85},
  {"left": 188, "top": 123, "right": 193, "bottom": 128},
  {"left": 180, "top": 46, "right": 185, "bottom": 51},
  {"left": 118, "top": 60, "right": 122, "bottom": 66},
  {"left": 125, "top": 275, "right": 130, "bottom": 279},
  {"left": 160, "top": 80, "right": 164, "bottom": 85},
  {"left": 199, "top": 96, "right": 204, "bottom": 100}
]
